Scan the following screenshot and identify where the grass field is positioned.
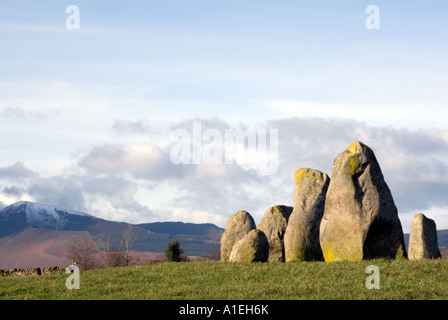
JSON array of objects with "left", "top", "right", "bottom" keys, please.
[{"left": 1, "top": 259, "right": 448, "bottom": 300}]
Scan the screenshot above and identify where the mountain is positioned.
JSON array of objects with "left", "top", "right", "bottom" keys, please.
[
  {"left": 0, "top": 201, "right": 95, "bottom": 236},
  {"left": 0, "top": 201, "right": 224, "bottom": 269},
  {"left": 137, "top": 221, "right": 224, "bottom": 239}
]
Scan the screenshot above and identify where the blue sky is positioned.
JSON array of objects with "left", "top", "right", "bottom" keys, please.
[
  {"left": 1, "top": 0, "right": 446, "bottom": 121},
  {"left": 0, "top": 1, "right": 447, "bottom": 231}
]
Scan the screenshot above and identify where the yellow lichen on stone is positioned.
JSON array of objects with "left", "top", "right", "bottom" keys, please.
[
  {"left": 295, "top": 168, "right": 318, "bottom": 183},
  {"left": 346, "top": 141, "right": 374, "bottom": 159},
  {"left": 321, "top": 236, "right": 364, "bottom": 262},
  {"left": 346, "top": 141, "right": 362, "bottom": 154},
  {"left": 272, "top": 206, "right": 279, "bottom": 217},
  {"left": 394, "top": 244, "right": 407, "bottom": 260},
  {"left": 321, "top": 243, "right": 337, "bottom": 262},
  {"left": 295, "top": 168, "right": 306, "bottom": 183},
  {"left": 285, "top": 249, "right": 306, "bottom": 262},
  {"left": 349, "top": 156, "right": 357, "bottom": 175}
]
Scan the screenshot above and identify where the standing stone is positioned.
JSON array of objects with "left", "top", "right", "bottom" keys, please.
[
  {"left": 229, "top": 229, "right": 269, "bottom": 262},
  {"left": 257, "top": 205, "right": 293, "bottom": 262},
  {"left": 220, "top": 210, "right": 256, "bottom": 261},
  {"left": 408, "top": 213, "right": 441, "bottom": 260},
  {"left": 320, "top": 141, "right": 407, "bottom": 262},
  {"left": 284, "top": 168, "right": 330, "bottom": 262}
]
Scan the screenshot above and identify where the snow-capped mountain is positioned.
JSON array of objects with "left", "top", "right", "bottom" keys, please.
[
  {"left": 0, "top": 201, "right": 93, "bottom": 230},
  {"left": 0, "top": 201, "right": 223, "bottom": 269}
]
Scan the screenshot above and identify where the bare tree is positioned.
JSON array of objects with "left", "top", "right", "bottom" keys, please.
[
  {"left": 122, "top": 224, "right": 135, "bottom": 252},
  {"left": 104, "top": 247, "right": 129, "bottom": 267},
  {"left": 122, "top": 224, "right": 136, "bottom": 265},
  {"left": 67, "top": 239, "right": 99, "bottom": 270}
]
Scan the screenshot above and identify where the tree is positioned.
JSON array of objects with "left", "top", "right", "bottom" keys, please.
[
  {"left": 104, "top": 247, "right": 129, "bottom": 267},
  {"left": 165, "top": 238, "right": 185, "bottom": 262},
  {"left": 102, "top": 225, "right": 136, "bottom": 267},
  {"left": 122, "top": 224, "right": 135, "bottom": 265},
  {"left": 67, "top": 239, "right": 99, "bottom": 270}
]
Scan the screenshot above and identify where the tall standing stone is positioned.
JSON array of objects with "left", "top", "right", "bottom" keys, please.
[
  {"left": 320, "top": 141, "right": 407, "bottom": 262},
  {"left": 408, "top": 213, "right": 441, "bottom": 260},
  {"left": 229, "top": 229, "right": 269, "bottom": 262},
  {"left": 284, "top": 168, "right": 330, "bottom": 262},
  {"left": 220, "top": 210, "right": 256, "bottom": 261},
  {"left": 257, "top": 205, "right": 293, "bottom": 262}
]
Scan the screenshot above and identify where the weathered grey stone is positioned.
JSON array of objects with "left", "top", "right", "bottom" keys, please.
[
  {"left": 284, "top": 168, "right": 329, "bottom": 262},
  {"left": 320, "top": 141, "right": 407, "bottom": 262},
  {"left": 257, "top": 205, "right": 293, "bottom": 262},
  {"left": 220, "top": 210, "right": 256, "bottom": 261},
  {"left": 408, "top": 213, "right": 441, "bottom": 260},
  {"left": 229, "top": 229, "right": 269, "bottom": 262}
]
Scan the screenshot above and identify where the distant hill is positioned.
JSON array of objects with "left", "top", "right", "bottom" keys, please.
[
  {"left": 137, "top": 221, "right": 223, "bottom": 238},
  {"left": 436, "top": 229, "right": 448, "bottom": 253},
  {"left": 0, "top": 201, "right": 223, "bottom": 269},
  {"left": 134, "top": 221, "right": 224, "bottom": 257}
]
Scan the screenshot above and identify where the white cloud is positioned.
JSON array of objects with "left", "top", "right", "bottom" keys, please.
[
  {"left": 262, "top": 100, "right": 448, "bottom": 129},
  {"left": 78, "top": 143, "right": 182, "bottom": 181},
  {"left": 83, "top": 175, "right": 154, "bottom": 223},
  {"left": 1, "top": 116, "right": 448, "bottom": 232},
  {"left": 0, "top": 193, "right": 34, "bottom": 207}
]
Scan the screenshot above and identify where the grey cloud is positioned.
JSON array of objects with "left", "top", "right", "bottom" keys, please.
[
  {"left": 113, "top": 118, "right": 151, "bottom": 134},
  {"left": 78, "top": 144, "right": 125, "bottom": 173},
  {"left": 172, "top": 117, "right": 233, "bottom": 132},
  {"left": 3, "top": 186, "right": 23, "bottom": 196},
  {"left": 83, "top": 175, "right": 153, "bottom": 219},
  {"left": 365, "top": 126, "right": 448, "bottom": 155},
  {"left": 27, "top": 176, "right": 86, "bottom": 212},
  {"left": 84, "top": 175, "right": 137, "bottom": 197},
  {"left": 2, "top": 107, "right": 47, "bottom": 120},
  {"left": 0, "top": 162, "right": 36, "bottom": 180},
  {"left": 2, "top": 107, "right": 26, "bottom": 119}
]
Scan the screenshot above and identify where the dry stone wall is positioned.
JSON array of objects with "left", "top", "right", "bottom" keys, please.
[{"left": 0, "top": 266, "right": 66, "bottom": 277}]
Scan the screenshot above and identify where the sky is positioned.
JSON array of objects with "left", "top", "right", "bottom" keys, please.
[{"left": 0, "top": 0, "right": 447, "bottom": 232}]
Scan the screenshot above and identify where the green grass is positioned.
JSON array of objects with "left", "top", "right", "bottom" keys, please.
[{"left": 1, "top": 259, "right": 448, "bottom": 300}]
